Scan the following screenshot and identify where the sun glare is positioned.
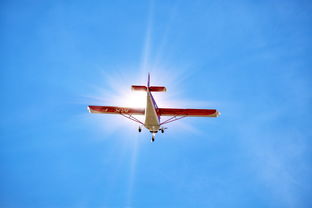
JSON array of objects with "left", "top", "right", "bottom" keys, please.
[{"left": 119, "top": 91, "right": 147, "bottom": 108}]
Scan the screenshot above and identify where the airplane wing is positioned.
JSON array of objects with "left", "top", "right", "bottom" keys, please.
[
  {"left": 88, "top": 106, "right": 145, "bottom": 115},
  {"left": 158, "top": 108, "right": 220, "bottom": 117}
]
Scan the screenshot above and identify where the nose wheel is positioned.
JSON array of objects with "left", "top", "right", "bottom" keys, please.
[
  {"left": 138, "top": 126, "right": 142, "bottom": 132},
  {"left": 151, "top": 133, "right": 156, "bottom": 143}
]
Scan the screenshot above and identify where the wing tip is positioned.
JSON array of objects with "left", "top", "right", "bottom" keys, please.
[
  {"left": 216, "top": 110, "right": 221, "bottom": 117},
  {"left": 87, "top": 106, "right": 92, "bottom": 113}
]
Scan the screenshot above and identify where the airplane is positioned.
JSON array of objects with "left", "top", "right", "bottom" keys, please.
[{"left": 88, "top": 74, "right": 220, "bottom": 142}]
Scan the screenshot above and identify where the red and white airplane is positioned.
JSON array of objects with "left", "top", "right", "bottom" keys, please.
[{"left": 88, "top": 74, "right": 220, "bottom": 142}]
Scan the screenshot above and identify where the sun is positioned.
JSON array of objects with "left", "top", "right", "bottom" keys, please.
[{"left": 114, "top": 91, "right": 147, "bottom": 109}]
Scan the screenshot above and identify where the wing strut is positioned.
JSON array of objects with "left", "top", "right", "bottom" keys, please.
[
  {"left": 160, "top": 115, "right": 187, "bottom": 125},
  {"left": 120, "top": 112, "right": 144, "bottom": 125}
]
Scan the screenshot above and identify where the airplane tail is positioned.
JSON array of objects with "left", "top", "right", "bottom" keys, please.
[
  {"left": 147, "top": 73, "right": 150, "bottom": 87},
  {"left": 131, "top": 73, "right": 166, "bottom": 92},
  {"left": 131, "top": 85, "right": 166, "bottom": 92},
  {"left": 148, "top": 86, "right": 166, "bottom": 92}
]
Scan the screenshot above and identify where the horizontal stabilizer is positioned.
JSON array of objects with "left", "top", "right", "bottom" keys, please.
[
  {"left": 131, "top": 85, "right": 147, "bottom": 91},
  {"left": 88, "top": 106, "right": 145, "bottom": 115},
  {"left": 131, "top": 85, "right": 166, "bottom": 92},
  {"left": 158, "top": 108, "right": 220, "bottom": 117},
  {"left": 149, "top": 86, "right": 166, "bottom": 92}
]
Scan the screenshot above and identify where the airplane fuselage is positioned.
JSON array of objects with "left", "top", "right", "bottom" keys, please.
[{"left": 144, "top": 90, "right": 160, "bottom": 133}]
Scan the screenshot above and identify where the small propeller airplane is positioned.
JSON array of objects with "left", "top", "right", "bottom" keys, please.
[{"left": 88, "top": 74, "right": 220, "bottom": 142}]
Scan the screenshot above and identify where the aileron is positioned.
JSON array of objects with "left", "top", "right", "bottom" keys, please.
[
  {"left": 88, "top": 106, "right": 145, "bottom": 115},
  {"left": 158, "top": 108, "right": 220, "bottom": 117}
]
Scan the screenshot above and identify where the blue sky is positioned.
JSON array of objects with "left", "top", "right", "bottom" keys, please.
[{"left": 1, "top": 0, "right": 312, "bottom": 207}]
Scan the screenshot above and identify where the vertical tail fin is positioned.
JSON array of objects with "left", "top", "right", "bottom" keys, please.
[
  {"left": 147, "top": 73, "right": 150, "bottom": 87},
  {"left": 131, "top": 73, "right": 166, "bottom": 92}
]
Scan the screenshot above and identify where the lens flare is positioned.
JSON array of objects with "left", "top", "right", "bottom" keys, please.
[{"left": 115, "top": 91, "right": 146, "bottom": 108}]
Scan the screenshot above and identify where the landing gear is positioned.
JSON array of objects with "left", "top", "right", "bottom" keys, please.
[
  {"left": 160, "top": 127, "right": 167, "bottom": 133},
  {"left": 138, "top": 126, "right": 142, "bottom": 132},
  {"left": 151, "top": 132, "right": 156, "bottom": 143}
]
